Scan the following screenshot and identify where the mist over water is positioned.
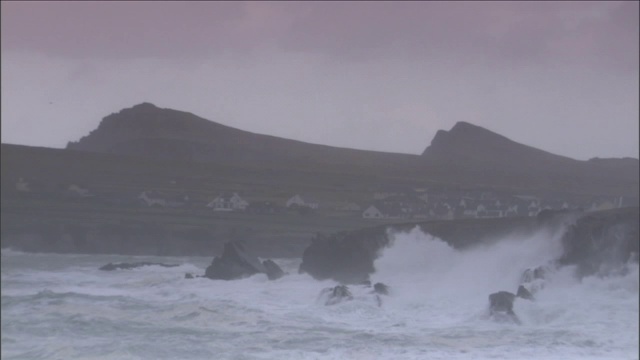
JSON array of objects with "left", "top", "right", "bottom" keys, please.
[
  {"left": 1, "top": 226, "right": 638, "bottom": 360},
  {"left": 375, "top": 226, "right": 565, "bottom": 300}
]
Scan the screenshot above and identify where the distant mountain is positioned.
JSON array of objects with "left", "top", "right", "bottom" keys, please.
[
  {"left": 422, "top": 121, "right": 577, "bottom": 165},
  {"left": 64, "top": 103, "right": 638, "bottom": 197},
  {"left": 66, "top": 103, "right": 415, "bottom": 170},
  {"left": 421, "top": 121, "right": 638, "bottom": 195}
]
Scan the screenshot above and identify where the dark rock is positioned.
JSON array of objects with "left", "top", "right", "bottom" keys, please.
[
  {"left": 489, "top": 291, "right": 516, "bottom": 315},
  {"left": 373, "top": 282, "right": 389, "bottom": 295},
  {"left": 319, "top": 285, "right": 353, "bottom": 306},
  {"left": 299, "top": 218, "right": 538, "bottom": 284},
  {"left": 99, "top": 262, "right": 179, "bottom": 271},
  {"left": 488, "top": 291, "right": 520, "bottom": 324},
  {"left": 185, "top": 272, "right": 194, "bottom": 279},
  {"left": 519, "top": 264, "right": 556, "bottom": 295},
  {"left": 299, "top": 229, "right": 391, "bottom": 284},
  {"left": 204, "top": 241, "right": 285, "bottom": 281},
  {"left": 516, "top": 285, "right": 534, "bottom": 300},
  {"left": 262, "top": 259, "right": 285, "bottom": 280},
  {"left": 558, "top": 208, "right": 639, "bottom": 278},
  {"left": 520, "top": 265, "right": 550, "bottom": 283}
]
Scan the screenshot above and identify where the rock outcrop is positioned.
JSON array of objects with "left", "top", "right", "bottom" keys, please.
[
  {"left": 372, "top": 282, "right": 390, "bottom": 295},
  {"left": 488, "top": 291, "right": 520, "bottom": 324},
  {"left": 262, "top": 259, "right": 285, "bottom": 280},
  {"left": 204, "top": 241, "right": 285, "bottom": 281},
  {"left": 556, "top": 207, "right": 639, "bottom": 278},
  {"left": 516, "top": 285, "right": 534, "bottom": 301},
  {"left": 318, "top": 285, "right": 353, "bottom": 306},
  {"left": 299, "top": 229, "right": 390, "bottom": 284},
  {"left": 299, "top": 217, "right": 536, "bottom": 284}
]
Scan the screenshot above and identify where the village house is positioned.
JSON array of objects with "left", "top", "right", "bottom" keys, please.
[
  {"left": 376, "top": 195, "right": 428, "bottom": 217},
  {"left": 476, "top": 199, "right": 504, "bottom": 218},
  {"left": 540, "top": 199, "right": 571, "bottom": 212},
  {"left": 16, "top": 177, "right": 30, "bottom": 192},
  {"left": 503, "top": 204, "right": 520, "bottom": 217},
  {"left": 207, "top": 192, "right": 249, "bottom": 211},
  {"left": 362, "top": 203, "right": 406, "bottom": 219},
  {"left": 588, "top": 198, "right": 617, "bottom": 212},
  {"left": 286, "top": 194, "right": 319, "bottom": 209},
  {"left": 67, "top": 184, "right": 93, "bottom": 198},
  {"left": 362, "top": 205, "right": 384, "bottom": 219},
  {"left": 138, "top": 191, "right": 167, "bottom": 207},
  {"left": 430, "top": 202, "right": 454, "bottom": 220}
]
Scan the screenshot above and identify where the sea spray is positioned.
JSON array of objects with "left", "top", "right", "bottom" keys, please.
[
  {"left": 373, "top": 226, "right": 565, "bottom": 301},
  {"left": 2, "top": 235, "right": 638, "bottom": 360}
]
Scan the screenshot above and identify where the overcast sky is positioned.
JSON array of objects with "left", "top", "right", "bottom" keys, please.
[{"left": 2, "top": 1, "right": 638, "bottom": 160}]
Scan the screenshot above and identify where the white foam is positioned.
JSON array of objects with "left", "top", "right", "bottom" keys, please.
[{"left": 1, "top": 233, "right": 638, "bottom": 360}]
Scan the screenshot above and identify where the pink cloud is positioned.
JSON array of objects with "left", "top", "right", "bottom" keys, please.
[{"left": 2, "top": 1, "right": 637, "bottom": 71}]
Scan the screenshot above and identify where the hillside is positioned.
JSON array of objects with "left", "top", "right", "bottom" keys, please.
[
  {"left": 421, "top": 121, "right": 639, "bottom": 196},
  {"left": 63, "top": 103, "right": 638, "bottom": 197},
  {"left": 1, "top": 103, "right": 638, "bottom": 257},
  {"left": 66, "top": 103, "right": 417, "bottom": 172}
]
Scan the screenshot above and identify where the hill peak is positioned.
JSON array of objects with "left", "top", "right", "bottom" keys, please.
[
  {"left": 423, "top": 122, "right": 513, "bottom": 157},
  {"left": 65, "top": 103, "right": 229, "bottom": 153},
  {"left": 130, "top": 102, "right": 159, "bottom": 111}
]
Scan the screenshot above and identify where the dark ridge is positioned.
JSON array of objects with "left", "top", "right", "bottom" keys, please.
[{"left": 65, "top": 103, "right": 417, "bottom": 170}]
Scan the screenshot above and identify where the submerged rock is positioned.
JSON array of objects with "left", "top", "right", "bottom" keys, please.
[
  {"left": 204, "top": 241, "right": 284, "bottom": 281},
  {"left": 262, "top": 259, "right": 285, "bottom": 280},
  {"left": 489, "top": 291, "right": 516, "bottom": 314},
  {"left": 372, "top": 282, "right": 390, "bottom": 295},
  {"left": 371, "top": 282, "right": 390, "bottom": 307},
  {"left": 519, "top": 264, "right": 555, "bottom": 295},
  {"left": 99, "top": 262, "right": 179, "bottom": 271},
  {"left": 516, "top": 285, "right": 534, "bottom": 300},
  {"left": 319, "top": 285, "right": 353, "bottom": 306},
  {"left": 520, "top": 265, "right": 549, "bottom": 283}
]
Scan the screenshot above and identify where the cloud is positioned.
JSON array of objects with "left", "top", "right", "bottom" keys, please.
[{"left": 2, "top": 1, "right": 637, "bottom": 72}]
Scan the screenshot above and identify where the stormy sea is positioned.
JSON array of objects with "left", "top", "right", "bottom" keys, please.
[{"left": 2, "top": 227, "right": 638, "bottom": 360}]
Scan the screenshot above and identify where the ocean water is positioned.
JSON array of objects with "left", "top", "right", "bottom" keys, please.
[{"left": 2, "top": 227, "right": 638, "bottom": 360}]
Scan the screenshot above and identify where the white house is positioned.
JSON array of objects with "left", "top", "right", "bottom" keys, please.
[
  {"left": 68, "top": 184, "right": 92, "bottom": 197},
  {"left": 207, "top": 192, "right": 249, "bottom": 211},
  {"left": 527, "top": 200, "right": 541, "bottom": 217},
  {"left": 475, "top": 200, "right": 505, "bottom": 218},
  {"left": 504, "top": 205, "right": 519, "bottom": 217},
  {"left": 430, "top": 202, "right": 454, "bottom": 220},
  {"left": 286, "top": 195, "right": 319, "bottom": 209},
  {"left": 363, "top": 205, "right": 384, "bottom": 219},
  {"left": 588, "top": 199, "right": 616, "bottom": 212},
  {"left": 138, "top": 191, "right": 167, "bottom": 207},
  {"left": 16, "top": 178, "right": 30, "bottom": 192}
]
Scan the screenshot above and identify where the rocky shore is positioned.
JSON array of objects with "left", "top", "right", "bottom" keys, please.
[{"left": 299, "top": 207, "right": 639, "bottom": 283}]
